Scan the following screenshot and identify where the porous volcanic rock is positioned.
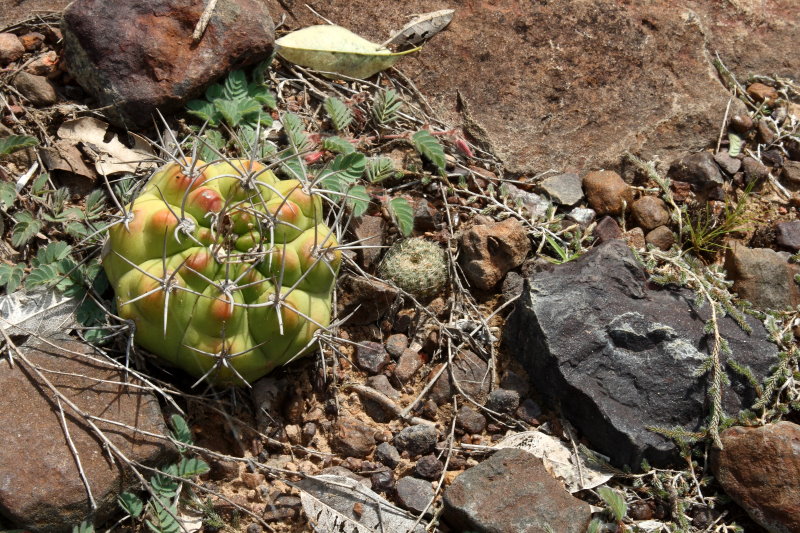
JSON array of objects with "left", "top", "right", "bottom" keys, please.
[
  {"left": 0, "top": 339, "right": 175, "bottom": 531},
  {"left": 711, "top": 422, "right": 800, "bottom": 533},
  {"left": 61, "top": 0, "right": 274, "bottom": 127},
  {"left": 269, "top": 0, "right": 800, "bottom": 174},
  {"left": 504, "top": 240, "right": 778, "bottom": 469},
  {"left": 442, "top": 448, "right": 591, "bottom": 532}
]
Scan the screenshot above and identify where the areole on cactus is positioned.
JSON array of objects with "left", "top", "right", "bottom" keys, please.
[{"left": 103, "top": 157, "right": 341, "bottom": 386}]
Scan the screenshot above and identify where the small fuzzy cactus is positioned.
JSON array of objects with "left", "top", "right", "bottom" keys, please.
[
  {"left": 103, "top": 158, "right": 341, "bottom": 386},
  {"left": 378, "top": 238, "right": 447, "bottom": 298}
]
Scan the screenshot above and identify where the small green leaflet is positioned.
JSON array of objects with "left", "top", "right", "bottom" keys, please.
[
  {"left": 389, "top": 197, "right": 414, "bottom": 236},
  {"left": 321, "top": 135, "right": 355, "bottom": 154},
  {"left": 0, "top": 181, "right": 16, "bottom": 208},
  {"left": 11, "top": 211, "right": 44, "bottom": 248},
  {"left": 372, "top": 89, "right": 402, "bottom": 125},
  {"left": 223, "top": 70, "right": 248, "bottom": 100},
  {"left": 346, "top": 185, "right": 370, "bottom": 216},
  {"left": 117, "top": 491, "right": 144, "bottom": 518},
  {"left": 366, "top": 156, "right": 395, "bottom": 182},
  {"left": 174, "top": 456, "right": 210, "bottom": 478},
  {"left": 275, "top": 25, "right": 420, "bottom": 79},
  {"left": 170, "top": 414, "right": 193, "bottom": 447},
  {"left": 0, "top": 263, "right": 25, "bottom": 293},
  {"left": 186, "top": 99, "right": 221, "bottom": 126},
  {"left": 728, "top": 132, "right": 743, "bottom": 157},
  {"left": 71, "top": 521, "right": 94, "bottom": 533},
  {"left": 282, "top": 112, "right": 313, "bottom": 153},
  {"left": 324, "top": 97, "right": 354, "bottom": 131},
  {"left": 198, "top": 128, "right": 226, "bottom": 162},
  {"left": 0, "top": 134, "right": 38, "bottom": 156},
  {"left": 149, "top": 472, "right": 179, "bottom": 499},
  {"left": 146, "top": 497, "right": 181, "bottom": 533},
  {"left": 597, "top": 486, "right": 628, "bottom": 522},
  {"left": 412, "top": 130, "right": 446, "bottom": 172},
  {"left": 319, "top": 152, "right": 366, "bottom": 192}
]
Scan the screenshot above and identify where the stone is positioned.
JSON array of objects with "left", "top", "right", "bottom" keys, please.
[
  {"left": 485, "top": 389, "right": 520, "bottom": 414},
  {"left": 623, "top": 227, "right": 646, "bottom": 251},
  {"left": 442, "top": 448, "right": 591, "bottom": 533},
  {"left": 516, "top": 398, "right": 543, "bottom": 425},
  {"left": 594, "top": 216, "right": 623, "bottom": 244},
  {"left": 370, "top": 468, "right": 394, "bottom": 492},
  {"left": 757, "top": 119, "right": 778, "bottom": 145},
  {"left": 394, "top": 425, "right": 438, "bottom": 457},
  {"left": 394, "top": 349, "right": 422, "bottom": 383},
  {"left": 499, "top": 371, "right": 530, "bottom": 397},
  {"left": 272, "top": 0, "right": 800, "bottom": 175},
  {"left": 747, "top": 82, "right": 779, "bottom": 104},
  {"left": 711, "top": 422, "right": 800, "bottom": 533},
  {"left": 458, "top": 218, "right": 531, "bottom": 291},
  {"left": 251, "top": 375, "right": 287, "bottom": 432},
  {"left": 415, "top": 455, "right": 444, "bottom": 480},
  {"left": 724, "top": 244, "right": 800, "bottom": 310},
  {"left": 632, "top": 196, "right": 670, "bottom": 232},
  {"left": 18, "top": 32, "right": 45, "bottom": 52},
  {"left": 384, "top": 333, "right": 408, "bottom": 359},
  {"left": 365, "top": 375, "right": 400, "bottom": 400},
  {"left": 430, "top": 351, "right": 491, "bottom": 405},
  {"left": 742, "top": 156, "right": 769, "bottom": 184},
  {"left": 207, "top": 457, "right": 240, "bottom": 481},
  {"left": 780, "top": 160, "right": 800, "bottom": 187},
  {"left": 25, "top": 51, "right": 59, "bottom": 77},
  {"left": 762, "top": 149, "right": 783, "bottom": 168},
  {"left": 61, "top": 0, "right": 274, "bottom": 128},
  {"left": 667, "top": 152, "right": 724, "bottom": 189},
  {"left": 455, "top": 406, "right": 486, "bottom": 435},
  {"left": 0, "top": 33, "right": 24, "bottom": 64},
  {"left": 505, "top": 184, "right": 551, "bottom": 220},
  {"left": 583, "top": 170, "right": 632, "bottom": 216},
  {"left": 505, "top": 240, "right": 778, "bottom": 468},
  {"left": 354, "top": 341, "right": 390, "bottom": 375},
  {"left": 11, "top": 71, "right": 58, "bottom": 106},
  {"left": 413, "top": 198, "right": 443, "bottom": 232},
  {"left": 0, "top": 339, "right": 176, "bottom": 531},
  {"left": 566, "top": 207, "right": 596, "bottom": 228},
  {"left": 537, "top": 172, "right": 584, "bottom": 206},
  {"left": 501, "top": 271, "right": 524, "bottom": 303},
  {"left": 395, "top": 477, "right": 433, "bottom": 514},
  {"left": 775, "top": 221, "right": 800, "bottom": 252},
  {"left": 331, "top": 417, "right": 375, "bottom": 459},
  {"left": 729, "top": 112, "right": 753, "bottom": 135},
  {"left": 645, "top": 225, "right": 676, "bottom": 251},
  {"left": 337, "top": 275, "right": 399, "bottom": 325},
  {"left": 374, "top": 442, "right": 402, "bottom": 469},
  {"left": 350, "top": 215, "right": 384, "bottom": 270}
]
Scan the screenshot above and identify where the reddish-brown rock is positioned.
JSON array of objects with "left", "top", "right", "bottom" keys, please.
[
  {"left": 724, "top": 244, "right": 800, "bottom": 310},
  {"left": 747, "top": 82, "right": 779, "bottom": 104},
  {"left": 269, "top": 0, "right": 799, "bottom": 174},
  {"left": 583, "top": 170, "right": 632, "bottom": 216},
  {"left": 458, "top": 218, "right": 531, "bottom": 291},
  {"left": 0, "top": 32, "right": 25, "bottom": 64},
  {"left": 443, "top": 448, "right": 591, "bottom": 532},
  {"left": 632, "top": 196, "right": 670, "bottom": 231},
  {"left": 331, "top": 417, "right": 376, "bottom": 459},
  {"left": 61, "top": 0, "right": 275, "bottom": 127},
  {"left": 0, "top": 339, "right": 175, "bottom": 531},
  {"left": 711, "top": 422, "right": 800, "bottom": 533},
  {"left": 645, "top": 225, "right": 675, "bottom": 251}
]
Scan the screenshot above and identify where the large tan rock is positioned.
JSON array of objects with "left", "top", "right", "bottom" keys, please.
[{"left": 270, "top": 0, "right": 800, "bottom": 174}]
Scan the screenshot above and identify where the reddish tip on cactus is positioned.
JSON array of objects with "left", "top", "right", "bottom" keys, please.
[{"left": 103, "top": 158, "right": 341, "bottom": 386}]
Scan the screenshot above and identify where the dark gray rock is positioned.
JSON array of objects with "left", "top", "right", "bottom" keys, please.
[
  {"left": 11, "top": 71, "right": 58, "bottom": 106},
  {"left": 384, "top": 333, "right": 408, "bottom": 359},
  {"left": 775, "top": 221, "right": 800, "bottom": 252},
  {"left": 375, "top": 442, "right": 402, "bottom": 469},
  {"left": 442, "top": 448, "right": 591, "bottom": 533},
  {"left": 505, "top": 240, "right": 778, "bottom": 469},
  {"left": 566, "top": 207, "right": 596, "bottom": 228},
  {"left": 485, "top": 389, "right": 520, "bottom": 414},
  {"left": 350, "top": 215, "right": 385, "bottom": 270},
  {"left": 365, "top": 375, "right": 400, "bottom": 400},
  {"left": 538, "top": 172, "right": 584, "bottom": 206},
  {"left": 337, "top": 275, "right": 399, "bottom": 325},
  {"left": 499, "top": 371, "right": 530, "bottom": 398},
  {"left": 714, "top": 150, "right": 741, "bottom": 175},
  {"left": 501, "top": 271, "right": 525, "bottom": 304},
  {"left": 516, "top": 398, "right": 543, "bottom": 425},
  {"left": 594, "top": 216, "right": 623, "bottom": 244},
  {"left": 667, "top": 151, "right": 724, "bottom": 189},
  {"left": 394, "top": 425, "right": 438, "bottom": 457},
  {"left": 430, "top": 350, "right": 491, "bottom": 405},
  {"left": 743, "top": 156, "right": 770, "bottom": 184},
  {"left": 62, "top": 0, "right": 274, "bottom": 127},
  {"left": 395, "top": 477, "right": 433, "bottom": 513},
  {"left": 415, "top": 455, "right": 444, "bottom": 480},
  {"left": 455, "top": 406, "right": 487, "bottom": 435},
  {"left": 355, "top": 341, "right": 390, "bottom": 375},
  {"left": 369, "top": 468, "right": 394, "bottom": 492}
]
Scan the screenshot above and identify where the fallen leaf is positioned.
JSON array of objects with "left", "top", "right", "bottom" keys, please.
[
  {"left": 39, "top": 140, "right": 95, "bottom": 181},
  {"left": 0, "top": 289, "right": 79, "bottom": 341},
  {"left": 494, "top": 431, "right": 614, "bottom": 493},
  {"left": 384, "top": 9, "right": 455, "bottom": 47},
  {"left": 57, "top": 117, "right": 155, "bottom": 175},
  {"left": 298, "top": 474, "right": 425, "bottom": 533},
  {"left": 275, "top": 25, "right": 419, "bottom": 79}
]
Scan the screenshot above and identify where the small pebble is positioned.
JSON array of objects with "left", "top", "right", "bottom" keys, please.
[
  {"left": 355, "top": 341, "right": 390, "bottom": 375},
  {"left": 375, "top": 442, "right": 402, "bottom": 468},
  {"left": 385, "top": 333, "right": 408, "bottom": 358},
  {"left": 415, "top": 454, "right": 444, "bottom": 480},
  {"left": 394, "top": 424, "right": 438, "bottom": 456},
  {"left": 395, "top": 477, "right": 434, "bottom": 513},
  {"left": 370, "top": 468, "right": 395, "bottom": 492},
  {"left": 485, "top": 388, "right": 520, "bottom": 414},
  {"left": 0, "top": 33, "right": 24, "bottom": 64},
  {"left": 455, "top": 406, "right": 487, "bottom": 434}
]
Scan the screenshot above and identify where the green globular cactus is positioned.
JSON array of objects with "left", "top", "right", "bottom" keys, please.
[
  {"left": 103, "top": 158, "right": 341, "bottom": 386},
  {"left": 378, "top": 238, "right": 447, "bottom": 298}
]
